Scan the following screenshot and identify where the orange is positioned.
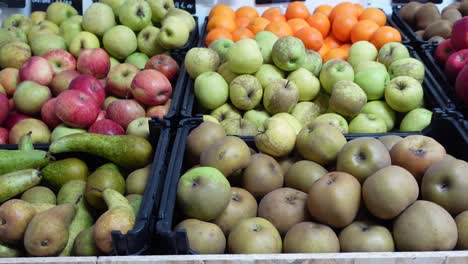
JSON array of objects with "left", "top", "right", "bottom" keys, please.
[
  {"left": 350, "top": 19, "right": 379, "bottom": 42},
  {"left": 207, "top": 15, "right": 237, "bottom": 32},
  {"left": 236, "top": 6, "right": 259, "bottom": 22},
  {"left": 324, "top": 35, "right": 342, "bottom": 48},
  {"left": 340, "top": 43, "right": 351, "bottom": 52},
  {"left": 235, "top": 16, "right": 251, "bottom": 28},
  {"left": 370, "top": 26, "right": 402, "bottom": 49},
  {"left": 287, "top": 18, "right": 310, "bottom": 34},
  {"left": 248, "top": 17, "right": 271, "bottom": 34},
  {"left": 209, "top": 4, "right": 236, "bottom": 20},
  {"left": 331, "top": 14, "right": 358, "bottom": 42},
  {"left": 323, "top": 48, "right": 348, "bottom": 62},
  {"left": 318, "top": 43, "right": 330, "bottom": 57},
  {"left": 205, "top": 28, "right": 233, "bottom": 46},
  {"left": 295, "top": 26, "right": 323, "bottom": 51},
  {"left": 232, "top": 28, "right": 254, "bottom": 42},
  {"left": 354, "top": 4, "right": 365, "bottom": 16},
  {"left": 262, "top": 8, "right": 287, "bottom": 23},
  {"left": 265, "top": 21, "right": 293, "bottom": 37},
  {"left": 307, "top": 13, "right": 330, "bottom": 38},
  {"left": 314, "top": 4, "right": 333, "bottom": 17},
  {"left": 285, "top": 1, "right": 310, "bottom": 20},
  {"left": 359, "top": 8, "right": 387, "bottom": 26},
  {"left": 329, "top": 2, "right": 358, "bottom": 22}
]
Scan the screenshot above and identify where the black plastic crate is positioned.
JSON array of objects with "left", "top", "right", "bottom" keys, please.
[
  {"left": 154, "top": 114, "right": 468, "bottom": 255},
  {"left": 419, "top": 43, "right": 467, "bottom": 117},
  {"left": 0, "top": 118, "right": 171, "bottom": 256},
  {"left": 391, "top": 5, "right": 430, "bottom": 46}
]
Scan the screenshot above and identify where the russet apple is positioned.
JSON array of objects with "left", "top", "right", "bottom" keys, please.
[
  {"left": 55, "top": 90, "right": 100, "bottom": 128},
  {"left": 40, "top": 98, "right": 61, "bottom": 129},
  {"left": 107, "top": 99, "right": 145, "bottom": 129},
  {"left": 43, "top": 49, "right": 76, "bottom": 75},
  {"left": 69, "top": 75, "right": 106, "bottom": 107},
  {"left": 339, "top": 221, "right": 395, "bottom": 252},
  {"left": 50, "top": 70, "right": 80, "bottom": 96},
  {"left": 271, "top": 36, "right": 305, "bottom": 71},
  {"left": 228, "top": 217, "right": 282, "bottom": 254},
  {"left": 184, "top": 48, "right": 220, "bottom": 79},
  {"left": 229, "top": 75, "right": 263, "bottom": 110},
  {"left": 77, "top": 48, "right": 111, "bottom": 79},
  {"left": 19, "top": 56, "right": 53, "bottom": 86},
  {"left": 88, "top": 119, "right": 125, "bottom": 135},
  {"left": 329, "top": 80, "right": 367, "bottom": 117},
  {"left": 131, "top": 69, "right": 172, "bottom": 106}
]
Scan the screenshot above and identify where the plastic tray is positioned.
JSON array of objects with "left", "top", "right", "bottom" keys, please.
[
  {"left": 419, "top": 43, "right": 467, "bottom": 117},
  {"left": 154, "top": 114, "right": 468, "bottom": 255},
  {"left": 0, "top": 118, "right": 172, "bottom": 256},
  {"left": 391, "top": 5, "right": 430, "bottom": 47}
]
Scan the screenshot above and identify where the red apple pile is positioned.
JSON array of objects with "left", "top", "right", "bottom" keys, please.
[
  {"left": 0, "top": 48, "right": 179, "bottom": 144},
  {"left": 434, "top": 17, "right": 468, "bottom": 104}
]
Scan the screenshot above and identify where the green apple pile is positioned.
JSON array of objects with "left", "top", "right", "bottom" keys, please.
[
  {"left": 0, "top": 132, "right": 153, "bottom": 257},
  {"left": 0, "top": 0, "right": 195, "bottom": 68},
  {"left": 184, "top": 32, "right": 433, "bottom": 135},
  {"left": 174, "top": 120, "right": 468, "bottom": 254}
]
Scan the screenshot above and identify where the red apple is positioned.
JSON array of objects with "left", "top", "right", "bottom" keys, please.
[
  {"left": 76, "top": 48, "right": 110, "bottom": 79},
  {"left": 435, "top": 39, "right": 455, "bottom": 65},
  {"left": 50, "top": 70, "right": 80, "bottom": 96},
  {"left": 445, "top": 49, "right": 468, "bottom": 82},
  {"left": 88, "top": 119, "right": 125, "bottom": 135},
  {"left": 9, "top": 118, "right": 51, "bottom": 144},
  {"left": 4, "top": 112, "right": 30, "bottom": 130},
  {"left": 96, "top": 110, "right": 107, "bottom": 121},
  {"left": 145, "top": 54, "right": 179, "bottom": 81},
  {"left": 69, "top": 74, "right": 106, "bottom": 106},
  {"left": 19, "top": 56, "right": 53, "bottom": 86},
  {"left": 146, "top": 99, "right": 171, "bottom": 118},
  {"left": 55, "top": 90, "right": 100, "bottom": 128},
  {"left": 451, "top": 17, "right": 468, "bottom": 51},
  {"left": 41, "top": 98, "right": 61, "bottom": 129},
  {"left": 43, "top": 49, "right": 76, "bottom": 75},
  {"left": 456, "top": 65, "right": 468, "bottom": 104},
  {"left": 0, "top": 94, "right": 8, "bottom": 125},
  {"left": 8, "top": 98, "right": 14, "bottom": 111},
  {"left": 106, "top": 63, "right": 139, "bottom": 98},
  {"left": 107, "top": 99, "right": 145, "bottom": 129},
  {"left": 0, "top": 68, "right": 20, "bottom": 97},
  {"left": 131, "top": 69, "right": 172, "bottom": 106},
  {"left": 0, "top": 127, "right": 8, "bottom": 144}
]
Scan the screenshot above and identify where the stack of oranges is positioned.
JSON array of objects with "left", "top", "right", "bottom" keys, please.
[{"left": 205, "top": 2, "right": 402, "bottom": 62}]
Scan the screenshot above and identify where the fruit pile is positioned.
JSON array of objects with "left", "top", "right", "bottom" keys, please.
[
  {"left": 398, "top": 1, "right": 467, "bottom": 43},
  {"left": 0, "top": 132, "right": 153, "bottom": 257},
  {"left": 205, "top": 2, "right": 402, "bottom": 61},
  {"left": 185, "top": 34, "right": 432, "bottom": 134},
  {"left": 174, "top": 120, "right": 468, "bottom": 254},
  {"left": 434, "top": 17, "right": 468, "bottom": 105}
]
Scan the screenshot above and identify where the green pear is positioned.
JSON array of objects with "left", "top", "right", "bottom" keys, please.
[
  {"left": 73, "top": 226, "right": 99, "bottom": 256},
  {"left": 85, "top": 163, "right": 125, "bottom": 210},
  {"left": 0, "top": 199, "right": 36, "bottom": 244},
  {"left": 21, "top": 186, "right": 56, "bottom": 205},
  {"left": 0, "top": 243, "right": 20, "bottom": 258},
  {"left": 126, "top": 194, "right": 143, "bottom": 215},
  {"left": 126, "top": 165, "right": 151, "bottom": 195},
  {"left": 0, "top": 169, "right": 42, "bottom": 203},
  {"left": 42, "top": 158, "right": 88, "bottom": 191}
]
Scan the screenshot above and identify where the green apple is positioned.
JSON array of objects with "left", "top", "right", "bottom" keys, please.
[
  {"left": 28, "top": 20, "right": 59, "bottom": 41},
  {"left": 30, "top": 33, "right": 66, "bottom": 56},
  {"left": 256, "top": 117, "right": 297, "bottom": 157},
  {"left": 110, "top": 57, "right": 120, "bottom": 69},
  {"left": 254, "top": 31, "right": 278, "bottom": 64},
  {"left": 354, "top": 67, "right": 389, "bottom": 100},
  {"left": 165, "top": 8, "right": 196, "bottom": 32},
  {"left": 185, "top": 48, "right": 220, "bottom": 79},
  {"left": 203, "top": 115, "right": 220, "bottom": 124},
  {"left": 137, "top": 25, "right": 166, "bottom": 57},
  {"left": 354, "top": 61, "right": 387, "bottom": 74},
  {"left": 329, "top": 80, "right": 367, "bottom": 117},
  {"left": 263, "top": 79, "right": 299, "bottom": 114},
  {"left": 209, "top": 38, "right": 233, "bottom": 63},
  {"left": 69, "top": 31, "right": 100, "bottom": 57},
  {"left": 211, "top": 103, "right": 241, "bottom": 122},
  {"left": 388, "top": 58, "right": 425, "bottom": 83},
  {"left": 126, "top": 117, "right": 151, "bottom": 138},
  {"left": 244, "top": 109, "right": 270, "bottom": 129},
  {"left": 158, "top": 16, "right": 190, "bottom": 49},
  {"left": 220, "top": 118, "right": 257, "bottom": 136},
  {"left": 229, "top": 75, "right": 263, "bottom": 110},
  {"left": 195, "top": 72, "right": 229, "bottom": 110},
  {"left": 270, "top": 113, "right": 302, "bottom": 135},
  {"left": 227, "top": 39, "right": 263, "bottom": 74},
  {"left": 313, "top": 92, "right": 330, "bottom": 114},
  {"left": 82, "top": 3, "right": 116, "bottom": 37},
  {"left": 300, "top": 50, "right": 322, "bottom": 77},
  {"left": 30, "top": 11, "right": 47, "bottom": 25},
  {"left": 0, "top": 41, "right": 31, "bottom": 69},
  {"left": 51, "top": 124, "right": 86, "bottom": 142},
  {"left": 347, "top": 41, "right": 378, "bottom": 68},
  {"left": 119, "top": 0, "right": 152, "bottom": 31},
  {"left": 177, "top": 166, "right": 231, "bottom": 221},
  {"left": 319, "top": 59, "right": 354, "bottom": 93},
  {"left": 349, "top": 113, "right": 387, "bottom": 133},
  {"left": 147, "top": 0, "right": 175, "bottom": 24},
  {"left": 14, "top": 81, "right": 51, "bottom": 115},
  {"left": 46, "top": 2, "right": 78, "bottom": 25},
  {"left": 59, "top": 16, "right": 82, "bottom": 46},
  {"left": 400, "top": 108, "right": 432, "bottom": 132},
  {"left": 288, "top": 68, "right": 320, "bottom": 101},
  {"left": 377, "top": 42, "right": 410, "bottom": 68},
  {"left": 314, "top": 113, "right": 349, "bottom": 134},
  {"left": 6, "top": 27, "right": 27, "bottom": 43},
  {"left": 361, "top": 101, "right": 396, "bottom": 131},
  {"left": 217, "top": 62, "right": 238, "bottom": 84},
  {"left": 254, "top": 64, "right": 285, "bottom": 88},
  {"left": 2, "top": 14, "right": 32, "bottom": 34},
  {"left": 125, "top": 52, "right": 149, "bottom": 69},
  {"left": 0, "top": 28, "right": 22, "bottom": 49},
  {"left": 291, "top": 101, "right": 321, "bottom": 126},
  {"left": 385, "top": 76, "right": 424, "bottom": 112},
  {"left": 100, "top": 0, "right": 126, "bottom": 17},
  {"left": 103, "top": 25, "right": 138, "bottom": 60},
  {"left": 271, "top": 36, "right": 306, "bottom": 71}
]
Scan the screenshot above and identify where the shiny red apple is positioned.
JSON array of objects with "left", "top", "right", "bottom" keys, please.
[
  {"left": 55, "top": 90, "right": 100, "bottom": 128},
  {"left": 145, "top": 54, "right": 179, "bottom": 81},
  {"left": 19, "top": 56, "right": 53, "bottom": 86},
  {"left": 76, "top": 48, "right": 110, "bottom": 79},
  {"left": 435, "top": 39, "right": 455, "bottom": 65},
  {"left": 107, "top": 99, "right": 145, "bottom": 129},
  {"left": 69, "top": 74, "right": 106, "bottom": 106},
  {"left": 41, "top": 98, "right": 62, "bottom": 129},
  {"left": 43, "top": 49, "right": 76, "bottom": 75},
  {"left": 88, "top": 119, "right": 125, "bottom": 135},
  {"left": 131, "top": 69, "right": 172, "bottom": 106}
]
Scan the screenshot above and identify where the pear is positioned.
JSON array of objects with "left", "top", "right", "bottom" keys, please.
[
  {"left": 85, "top": 163, "right": 125, "bottom": 210},
  {"left": 93, "top": 189, "right": 135, "bottom": 254},
  {"left": 0, "top": 242, "right": 21, "bottom": 257},
  {"left": 0, "top": 169, "right": 42, "bottom": 203},
  {"left": 0, "top": 199, "right": 36, "bottom": 244},
  {"left": 126, "top": 194, "right": 143, "bottom": 215},
  {"left": 21, "top": 186, "right": 56, "bottom": 205},
  {"left": 42, "top": 158, "right": 88, "bottom": 191},
  {"left": 24, "top": 204, "right": 77, "bottom": 256},
  {"left": 31, "top": 203, "right": 55, "bottom": 214},
  {"left": 73, "top": 226, "right": 99, "bottom": 256},
  {"left": 126, "top": 165, "right": 151, "bottom": 195}
]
